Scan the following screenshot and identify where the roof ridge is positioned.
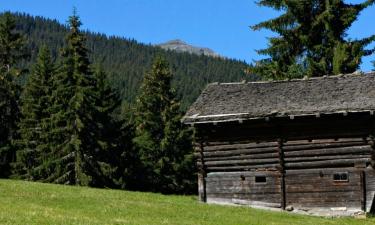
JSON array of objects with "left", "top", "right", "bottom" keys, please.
[{"left": 208, "top": 71, "right": 375, "bottom": 86}]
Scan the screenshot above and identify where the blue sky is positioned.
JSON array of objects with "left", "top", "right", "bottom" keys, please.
[{"left": 1, "top": 0, "right": 374, "bottom": 71}]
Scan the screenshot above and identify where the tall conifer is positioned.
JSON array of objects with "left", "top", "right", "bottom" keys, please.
[
  {"left": 134, "top": 57, "right": 195, "bottom": 194},
  {"left": 252, "top": 0, "right": 375, "bottom": 79},
  {"left": 91, "top": 66, "right": 134, "bottom": 188},
  {"left": 45, "top": 12, "right": 105, "bottom": 186},
  {"left": 0, "top": 12, "right": 26, "bottom": 177},
  {"left": 15, "top": 46, "right": 56, "bottom": 179}
]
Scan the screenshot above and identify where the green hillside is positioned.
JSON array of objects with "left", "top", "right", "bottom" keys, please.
[
  {"left": 12, "top": 13, "right": 254, "bottom": 109},
  {"left": 0, "top": 179, "right": 373, "bottom": 225}
]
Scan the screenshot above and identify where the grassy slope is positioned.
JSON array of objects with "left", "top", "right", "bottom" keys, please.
[{"left": 0, "top": 179, "right": 374, "bottom": 225}]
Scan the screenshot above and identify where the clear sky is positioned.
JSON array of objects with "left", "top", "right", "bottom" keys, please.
[{"left": 1, "top": 0, "right": 374, "bottom": 71}]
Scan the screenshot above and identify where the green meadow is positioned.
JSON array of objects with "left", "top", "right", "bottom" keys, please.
[{"left": 0, "top": 179, "right": 374, "bottom": 225}]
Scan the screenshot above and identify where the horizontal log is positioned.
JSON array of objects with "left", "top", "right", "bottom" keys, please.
[
  {"left": 203, "top": 147, "right": 277, "bottom": 157},
  {"left": 284, "top": 145, "right": 372, "bottom": 157},
  {"left": 285, "top": 167, "right": 360, "bottom": 174},
  {"left": 207, "top": 164, "right": 280, "bottom": 172},
  {"left": 204, "top": 158, "right": 279, "bottom": 167},
  {"left": 206, "top": 171, "right": 281, "bottom": 178},
  {"left": 284, "top": 154, "right": 371, "bottom": 163},
  {"left": 202, "top": 142, "right": 278, "bottom": 151},
  {"left": 203, "top": 152, "right": 279, "bottom": 162},
  {"left": 206, "top": 178, "right": 281, "bottom": 186},
  {"left": 283, "top": 141, "right": 368, "bottom": 151},
  {"left": 284, "top": 138, "right": 367, "bottom": 146},
  {"left": 285, "top": 158, "right": 370, "bottom": 169}
]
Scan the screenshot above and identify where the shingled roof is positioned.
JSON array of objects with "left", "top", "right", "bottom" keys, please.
[{"left": 182, "top": 72, "right": 375, "bottom": 124}]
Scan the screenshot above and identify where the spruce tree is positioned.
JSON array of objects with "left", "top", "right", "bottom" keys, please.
[
  {"left": 44, "top": 12, "right": 106, "bottom": 186},
  {"left": 92, "top": 66, "right": 134, "bottom": 188},
  {"left": 15, "top": 46, "right": 56, "bottom": 179},
  {"left": 252, "top": 0, "right": 375, "bottom": 79},
  {"left": 0, "top": 12, "right": 26, "bottom": 177},
  {"left": 134, "top": 57, "right": 195, "bottom": 194}
]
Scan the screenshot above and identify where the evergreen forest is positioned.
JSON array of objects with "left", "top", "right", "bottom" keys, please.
[{"left": 1, "top": 0, "right": 375, "bottom": 196}]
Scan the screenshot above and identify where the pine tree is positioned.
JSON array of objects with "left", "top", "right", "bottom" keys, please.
[
  {"left": 91, "top": 66, "right": 134, "bottom": 188},
  {"left": 44, "top": 12, "right": 106, "bottom": 186},
  {"left": 252, "top": 0, "right": 375, "bottom": 80},
  {"left": 0, "top": 12, "right": 26, "bottom": 177},
  {"left": 15, "top": 46, "right": 56, "bottom": 179},
  {"left": 134, "top": 57, "right": 195, "bottom": 194}
]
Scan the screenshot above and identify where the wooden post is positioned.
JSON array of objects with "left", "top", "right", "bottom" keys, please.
[
  {"left": 277, "top": 138, "right": 286, "bottom": 210},
  {"left": 360, "top": 170, "right": 366, "bottom": 212},
  {"left": 197, "top": 141, "right": 207, "bottom": 202}
]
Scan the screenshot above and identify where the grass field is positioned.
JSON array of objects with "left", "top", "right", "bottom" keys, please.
[{"left": 0, "top": 179, "right": 374, "bottom": 225}]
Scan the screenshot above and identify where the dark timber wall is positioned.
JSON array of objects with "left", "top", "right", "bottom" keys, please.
[{"left": 194, "top": 115, "right": 375, "bottom": 214}]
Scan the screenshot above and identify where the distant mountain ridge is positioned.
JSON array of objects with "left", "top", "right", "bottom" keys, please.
[
  {"left": 10, "top": 13, "right": 253, "bottom": 109},
  {"left": 157, "top": 39, "right": 220, "bottom": 57}
]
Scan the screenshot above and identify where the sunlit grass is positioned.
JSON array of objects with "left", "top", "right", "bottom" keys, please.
[{"left": 0, "top": 179, "right": 374, "bottom": 225}]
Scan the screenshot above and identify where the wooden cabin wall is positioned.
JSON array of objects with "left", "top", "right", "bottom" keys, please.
[
  {"left": 194, "top": 116, "right": 375, "bottom": 212},
  {"left": 285, "top": 168, "right": 362, "bottom": 209},
  {"left": 366, "top": 169, "right": 375, "bottom": 212},
  {"left": 283, "top": 138, "right": 375, "bottom": 211},
  {"left": 195, "top": 140, "right": 282, "bottom": 207},
  {"left": 205, "top": 171, "right": 281, "bottom": 208}
]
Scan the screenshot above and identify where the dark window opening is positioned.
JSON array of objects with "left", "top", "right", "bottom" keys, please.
[
  {"left": 240, "top": 175, "right": 245, "bottom": 181},
  {"left": 255, "top": 176, "right": 266, "bottom": 183},
  {"left": 333, "top": 172, "right": 348, "bottom": 182}
]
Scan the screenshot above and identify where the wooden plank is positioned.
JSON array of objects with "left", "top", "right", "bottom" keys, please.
[
  {"left": 206, "top": 164, "right": 280, "bottom": 172},
  {"left": 284, "top": 146, "right": 372, "bottom": 157},
  {"left": 206, "top": 193, "right": 282, "bottom": 201},
  {"left": 204, "top": 152, "right": 279, "bottom": 161},
  {"left": 206, "top": 170, "right": 281, "bottom": 177},
  {"left": 285, "top": 167, "right": 359, "bottom": 175},
  {"left": 360, "top": 170, "right": 366, "bottom": 211},
  {"left": 203, "top": 142, "right": 278, "bottom": 151},
  {"left": 284, "top": 154, "right": 371, "bottom": 163},
  {"left": 203, "top": 147, "right": 278, "bottom": 157},
  {"left": 284, "top": 138, "right": 367, "bottom": 146},
  {"left": 204, "top": 158, "right": 279, "bottom": 166},
  {"left": 283, "top": 141, "right": 368, "bottom": 151},
  {"left": 277, "top": 139, "right": 286, "bottom": 210},
  {"left": 197, "top": 141, "right": 206, "bottom": 202},
  {"left": 206, "top": 197, "right": 281, "bottom": 208},
  {"left": 285, "top": 158, "right": 370, "bottom": 169}
]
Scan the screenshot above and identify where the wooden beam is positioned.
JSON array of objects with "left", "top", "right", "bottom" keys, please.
[
  {"left": 198, "top": 141, "right": 207, "bottom": 202},
  {"left": 285, "top": 158, "right": 370, "bottom": 169},
  {"left": 277, "top": 139, "right": 286, "bottom": 210},
  {"left": 284, "top": 146, "right": 372, "bottom": 157},
  {"left": 360, "top": 170, "right": 366, "bottom": 212}
]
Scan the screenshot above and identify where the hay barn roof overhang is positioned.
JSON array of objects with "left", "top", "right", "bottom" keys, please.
[{"left": 182, "top": 72, "right": 375, "bottom": 124}]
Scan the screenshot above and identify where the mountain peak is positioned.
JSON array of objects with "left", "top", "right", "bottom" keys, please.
[{"left": 157, "top": 39, "right": 220, "bottom": 58}]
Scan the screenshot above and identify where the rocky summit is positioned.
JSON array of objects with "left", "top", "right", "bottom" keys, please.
[{"left": 157, "top": 39, "right": 220, "bottom": 57}]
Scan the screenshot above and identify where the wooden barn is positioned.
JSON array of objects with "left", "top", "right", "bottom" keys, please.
[{"left": 182, "top": 72, "right": 375, "bottom": 216}]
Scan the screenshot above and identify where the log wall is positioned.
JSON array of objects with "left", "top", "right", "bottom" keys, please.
[
  {"left": 205, "top": 171, "right": 282, "bottom": 208},
  {"left": 285, "top": 168, "right": 362, "bottom": 209},
  {"left": 196, "top": 134, "right": 375, "bottom": 213}
]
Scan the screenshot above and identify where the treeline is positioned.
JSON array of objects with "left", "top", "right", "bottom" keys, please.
[
  {"left": 0, "top": 12, "right": 195, "bottom": 194},
  {"left": 12, "top": 12, "right": 254, "bottom": 110}
]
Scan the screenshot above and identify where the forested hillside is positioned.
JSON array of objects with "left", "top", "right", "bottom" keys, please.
[{"left": 13, "top": 13, "right": 253, "bottom": 109}]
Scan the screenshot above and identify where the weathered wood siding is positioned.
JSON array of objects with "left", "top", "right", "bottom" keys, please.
[
  {"left": 366, "top": 169, "right": 375, "bottom": 212},
  {"left": 194, "top": 116, "right": 375, "bottom": 213},
  {"left": 196, "top": 141, "right": 280, "bottom": 172},
  {"left": 285, "top": 168, "right": 362, "bottom": 209},
  {"left": 283, "top": 138, "right": 371, "bottom": 169},
  {"left": 205, "top": 171, "right": 281, "bottom": 208}
]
